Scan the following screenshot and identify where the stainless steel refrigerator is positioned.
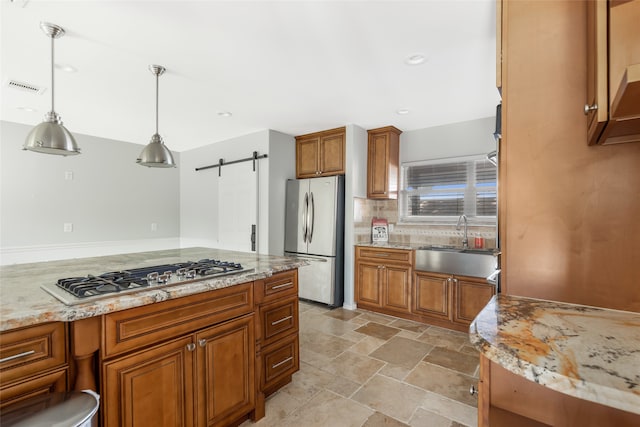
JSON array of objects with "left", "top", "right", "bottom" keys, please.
[{"left": 284, "top": 175, "right": 344, "bottom": 307}]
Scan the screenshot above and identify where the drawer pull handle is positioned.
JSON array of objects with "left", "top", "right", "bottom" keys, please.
[
  {"left": 198, "top": 339, "right": 207, "bottom": 347},
  {"left": 272, "top": 356, "right": 293, "bottom": 369},
  {"left": 186, "top": 343, "right": 196, "bottom": 352},
  {"left": 271, "top": 315, "right": 293, "bottom": 326},
  {"left": 0, "top": 350, "right": 36, "bottom": 364},
  {"left": 271, "top": 282, "right": 292, "bottom": 290}
]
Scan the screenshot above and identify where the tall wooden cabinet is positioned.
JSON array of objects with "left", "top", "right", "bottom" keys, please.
[
  {"left": 295, "top": 127, "right": 345, "bottom": 178},
  {"left": 367, "top": 126, "right": 402, "bottom": 199}
]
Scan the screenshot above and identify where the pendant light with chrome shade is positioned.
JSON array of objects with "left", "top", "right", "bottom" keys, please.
[
  {"left": 24, "top": 22, "right": 80, "bottom": 156},
  {"left": 136, "top": 65, "right": 176, "bottom": 168}
]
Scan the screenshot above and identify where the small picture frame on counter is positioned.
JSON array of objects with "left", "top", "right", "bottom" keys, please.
[{"left": 372, "top": 217, "right": 389, "bottom": 243}]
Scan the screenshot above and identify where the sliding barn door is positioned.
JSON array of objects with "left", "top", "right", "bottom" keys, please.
[{"left": 217, "top": 161, "right": 258, "bottom": 252}]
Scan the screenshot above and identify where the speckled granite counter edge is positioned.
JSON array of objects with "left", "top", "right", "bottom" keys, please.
[
  {"left": 355, "top": 242, "right": 422, "bottom": 250},
  {"left": 469, "top": 295, "right": 640, "bottom": 415}
]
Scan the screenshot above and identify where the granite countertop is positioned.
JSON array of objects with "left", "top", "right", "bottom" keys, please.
[
  {"left": 470, "top": 294, "right": 640, "bottom": 415},
  {"left": 356, "top": 242, "right": 423, "bottom": 251},
  {"left": 0, "top": 247, "right": 307, "bottom": 332}
]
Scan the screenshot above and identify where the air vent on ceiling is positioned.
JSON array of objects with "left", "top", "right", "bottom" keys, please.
[{"left": 6, "top": 79, "right": 46, "bottom": 95}]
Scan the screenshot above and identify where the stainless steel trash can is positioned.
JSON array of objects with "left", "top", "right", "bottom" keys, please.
[{"left": 1, "top": 390, "right": 99, "bottom": 427}]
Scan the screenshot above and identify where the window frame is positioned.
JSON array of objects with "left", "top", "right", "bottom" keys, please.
[{"left": 398, "top": 154, "right": 497, "bottom": 225}]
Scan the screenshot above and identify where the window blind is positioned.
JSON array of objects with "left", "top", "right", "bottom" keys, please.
[{"left": 400, "top": 156, "right": 496, "bottom": 222}]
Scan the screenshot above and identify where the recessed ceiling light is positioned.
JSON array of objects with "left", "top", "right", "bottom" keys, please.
[
  {"left": 396, "top": 108, "right": 410, "bottom": 115},
  {"left": 405, "top": 54, "right": 426, "bottom": 65},
  {"left": 217, "top": 111, "right": 232, "bottom": 117},
  {"left": 16, "top": 106, "right": 37, "bottom": 112},
  {"left": 55, "top": 63, "right": 77, "bottom": 73}
]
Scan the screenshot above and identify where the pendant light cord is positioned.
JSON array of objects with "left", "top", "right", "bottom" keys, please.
[
  {"left": 50, "top": 35, "right": 55, "bottom": 113},
  {"left": 155, "top": 72, "right": 159, "bottom": 135}
]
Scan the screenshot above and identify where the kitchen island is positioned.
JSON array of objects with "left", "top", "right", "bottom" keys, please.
[
  {"left": 470, "top": 294, "right": 640, "bottom": 426},
  {"left": 0, "top": 247, "right": 306, "bottom": 426},
  {"left": 0, "top": 247, "right": 306, "bottom": 331}
]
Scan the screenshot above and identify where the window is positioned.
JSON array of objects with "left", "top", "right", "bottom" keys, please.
[{"left": 399, "top": 155, "right": 497, "bottom": 223}]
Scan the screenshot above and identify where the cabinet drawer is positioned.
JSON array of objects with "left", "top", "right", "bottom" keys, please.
[
  {"left": 356, "top": 247, "right": 412, "bottom": 265},
  {"left": 260, "top": 295, "right": 299, "bottom": 346},
  {"left": 0, "top": 323, "right": 67, "bottom": 385},
  {"left": 255, "top": 270, "right": 298, "bottom": 304},
  {"left": 103, "top": 282, "right": 253, "bottom": 358},
  {"left": 0, "top": 367, "right": 68, "bottom": 410},
  {"left": 262, "top": 335, "right": 299, "bottom": 390}
]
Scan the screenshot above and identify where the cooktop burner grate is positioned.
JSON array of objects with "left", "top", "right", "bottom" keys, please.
[{"left": 42, "top": 258, "right": 250, "bottom": 305}]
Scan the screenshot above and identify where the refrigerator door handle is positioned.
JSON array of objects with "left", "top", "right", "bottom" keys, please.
[
  {"left": 302, "top": 192, "right": 309, "bottom": 243},
  {"left": 308, "top": 191, "right": 315, "bottom": 243}
]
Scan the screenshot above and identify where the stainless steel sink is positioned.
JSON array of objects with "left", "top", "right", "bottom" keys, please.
[{"left": 415, "top": 246, "right": 498, "bottom": 278}]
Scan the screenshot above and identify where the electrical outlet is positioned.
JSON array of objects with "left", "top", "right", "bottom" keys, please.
[
  {"left": 64, "top": 171, "right": 73, "bottom": 181},
  {"left": 63, "top": 223, "right": 73, "bottom": 232},
  {"left": 389, "top": 223, "right": 395, "bottom": 232},
  {"left": 151, "top": 223, "right": 158, "bottom": 232}
]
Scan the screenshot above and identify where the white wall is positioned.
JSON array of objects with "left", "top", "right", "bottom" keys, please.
[
  {"left": 0, "top": 120, "right": 181, "bottom": 264},
  {"left": 401, "top": 117, "right": 495, "bottom": 162},
  {"left": 267, "top": 130, "right": 296, "bottom": 255},
  {"left": 178, "top": 130, "right": 295, "bottom": 254},
  {"left": 343, "top": 124, "right": 368, "bottom": 309}
]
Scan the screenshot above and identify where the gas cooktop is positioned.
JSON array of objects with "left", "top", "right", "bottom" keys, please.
[{"left": 41, "top": 258, "right": 252, "bottom": 305}]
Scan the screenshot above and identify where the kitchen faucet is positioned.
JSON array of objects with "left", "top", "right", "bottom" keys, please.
[{"left": 456, "top": 214, "right": 469, "bottom": 248}]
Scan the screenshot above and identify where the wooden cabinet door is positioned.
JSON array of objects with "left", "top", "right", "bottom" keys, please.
[
  {"left": 367, "top": 126, "right": 401, "bottom": 199},
  {"left": 585, "top": 0, "right": 608, "bottom": 145},
  {"left": 355, "top": 262, "right": 383, "bottom": 308},
  {"left": 296, "top": 136, "right": 319, "bottom": 178},
  {"left": 453, "top": 276, "right": 496, "bottom": 326},
  {"left": 102, "top": 336, "right": 195, "bottom": 427},
  {"left": 195, "top": 314, "right": 255, "bottom": 427},
  {"left": 382, "top": 265, "right": 411, "bottom": 314},
  {"left": 319, "top": 132, "right": 345, "bottom": 175},
  {"left": 413, "top": 271, "right": 452, "bottom": 321},
  {"left": 367, "top": 132, "right": 390, "bottom": 198}
]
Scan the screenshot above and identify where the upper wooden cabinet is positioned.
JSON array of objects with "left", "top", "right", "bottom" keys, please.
[
  {"left": 367, "top": 126, "right": 402, "bottom": 199},
  {"left": 295, "top": 127, "right": 345, "bottom": 178},
  {"left": 586, "top": 0, "right": 640, "bottom": 145}
]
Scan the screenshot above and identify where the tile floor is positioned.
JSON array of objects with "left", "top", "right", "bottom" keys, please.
[{"left": 241, "top": 301, "right": 480, "bottom": 427}]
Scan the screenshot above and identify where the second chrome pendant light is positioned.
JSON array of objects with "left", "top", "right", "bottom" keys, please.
[{"left": 136, "top": 65, "right": 176, "bottom": 168}]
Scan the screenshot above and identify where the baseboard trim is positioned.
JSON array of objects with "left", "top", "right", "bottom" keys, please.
[
  {"left": 342, "top": 302, "right": 358, "bottom": 311},
  {"left": 0, "top": 238, "right": 182, "bottom": 265}
]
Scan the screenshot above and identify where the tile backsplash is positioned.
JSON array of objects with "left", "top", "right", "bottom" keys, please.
[{"left": 353, "top": 197, "right": 497, "bottom": 248}]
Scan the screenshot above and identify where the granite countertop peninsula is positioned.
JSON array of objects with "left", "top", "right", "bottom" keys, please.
[
  {"left": 0, "top": 247, "right": 307, "bottom": 332},
  {"left": 470, "top": 294, "right": 640, "bottom": 415}
]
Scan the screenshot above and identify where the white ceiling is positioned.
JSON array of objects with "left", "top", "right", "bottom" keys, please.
[{"left": 1, "top": 0, "right": 500, "bottom": 153}]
